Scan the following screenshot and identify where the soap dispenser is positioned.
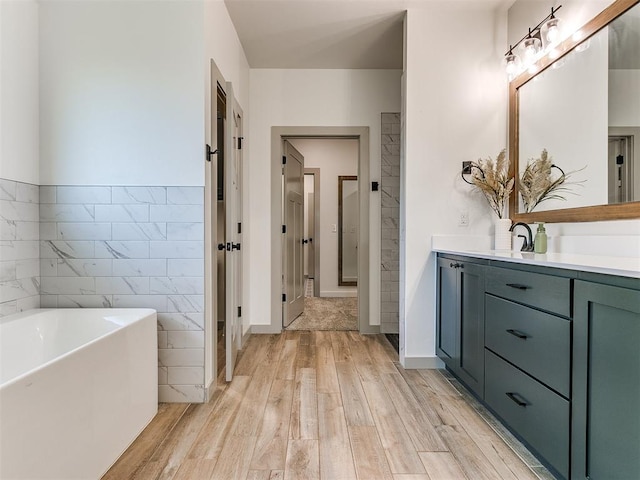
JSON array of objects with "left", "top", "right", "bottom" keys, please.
[{"left": 534, "top": 222, "right": 547, "bottom": 254}]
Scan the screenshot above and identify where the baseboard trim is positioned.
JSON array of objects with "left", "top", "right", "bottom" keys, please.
[
  {"left": 402, "top": 356, "right": 445, "bottom": 369},
  {"left": 251, "top": 324, "right": 283, "bottom": 334},
  {"left": 240, "top": 327, "right": 252, "bottom": 348},
  {"left": 204, "top": 377, "right": 216, "bottom": 403},
  {"left": 359, "top": 323, "right": 380, "bottom": 334}
]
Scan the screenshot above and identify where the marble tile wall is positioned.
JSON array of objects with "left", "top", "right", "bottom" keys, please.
[
  {"left": 39, "top": 185, "right": 205, "bottom": 403},
  {"left": 381, "top": 113, "right": 400, "bottom": 334},
  {"left": 0, "top": 179, "right": 41, "bottom": 316}
]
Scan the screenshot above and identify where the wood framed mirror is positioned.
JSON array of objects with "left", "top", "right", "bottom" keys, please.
[
  {"left": 509, "top": 0, "right": 640, "bottom": 223},
  {"left": 338, "top": 175, "right": 358, "bottom": 286}
]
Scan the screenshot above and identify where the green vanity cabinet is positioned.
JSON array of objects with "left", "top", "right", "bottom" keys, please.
[
  {"left": 436, "top": 256, "right": 485, "bottom": 398},
  {"left": 436, "top": 252, "right": 640, "bottom": 480},
  {"left": 572, "top": 279, "right": 640, "bottom": 480}
]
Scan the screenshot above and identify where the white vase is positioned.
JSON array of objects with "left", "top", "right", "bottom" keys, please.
[{"left": 494, "top": 218, "right": 512, "bottom": 250}]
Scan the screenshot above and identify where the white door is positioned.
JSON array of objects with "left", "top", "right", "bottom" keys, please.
[
  {"left": 224, "top": 84, "right": 243, "bottom": 382},
  {"left": 283, "top": 141, "right": 305, "bottom": 327}
]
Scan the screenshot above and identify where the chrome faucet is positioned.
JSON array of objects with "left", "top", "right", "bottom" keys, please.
[{"left": 509, "top": 222, "right": 534, "bottom": 252}]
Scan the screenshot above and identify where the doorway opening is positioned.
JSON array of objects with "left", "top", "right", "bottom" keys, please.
[
  {"left": 269, "top": 126, "right": 374, "bottom": 335},
  {"left": 284, "top": 139, "right": 359, "bottom": 331}
]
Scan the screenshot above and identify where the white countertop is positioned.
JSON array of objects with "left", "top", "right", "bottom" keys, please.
[{"left": 433, "top": 247, "right": 640, "bottom": 279}]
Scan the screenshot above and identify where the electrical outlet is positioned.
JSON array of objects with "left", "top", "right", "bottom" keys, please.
[{"left": 459, "top": 210, "right": 469, "bottom": 226}]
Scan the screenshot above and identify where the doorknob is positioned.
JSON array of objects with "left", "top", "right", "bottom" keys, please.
[
  {"left": 302, "top": 239, "right": 308, "bottom": 244},
  {"left": 217, "top": 243, "right": 226, "bottom": 251},
  {"left": 232, "top": 243, "right": 241, "bottom": 251}
]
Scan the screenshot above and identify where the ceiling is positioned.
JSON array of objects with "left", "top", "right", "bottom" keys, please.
[{"left": 223, "top": 0, "right": 407, "bottom": 69}]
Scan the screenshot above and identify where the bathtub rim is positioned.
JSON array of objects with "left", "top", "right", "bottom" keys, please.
[{"left": 0, "top": 307, "right": 157, "bottom": 390}]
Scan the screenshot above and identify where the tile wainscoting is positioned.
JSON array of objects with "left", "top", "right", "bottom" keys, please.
[
  {"left": 39, "top": 185, "right": 206, "bottom": 403},
  {"left": 0, "top": 179, "right": 41, "bottom": 316}
]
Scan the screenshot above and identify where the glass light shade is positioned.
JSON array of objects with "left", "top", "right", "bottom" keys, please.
[
  {"left": 523, "top": 36, "right": 542, "bottom": 61},
  {"left": 544, "top": 17, "right": 561, "bottom": 44},
  {"left": 505, "top": 53, "right": 521, "bottom": 76}
]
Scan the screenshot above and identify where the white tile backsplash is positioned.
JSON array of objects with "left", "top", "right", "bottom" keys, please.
[
  {"left": 112, "top": 258, "right": 167, "bottom": 277},
  {"left": 40, "top": 204, "right": 95, "bottom": 222},
  {"left": 57, "top": 222, "right": 112, "bottom": 240},
  {"left": 112, "top": 186, "right": 166, "bottom": 205},
  {"left": 56, "top": 186, "right": 112, "bottom": 204},
  {"left": 94, "top": 204, "right": 149, "bottom": 223},
  {"left": 0, "top": 180, "right": 39, "bottom": 315},
  {"left": 111, "top": 222, "right": 167, "bottom": 240},
  {"left": 95, "top": 240, "right": 149, "bottom": 259}
]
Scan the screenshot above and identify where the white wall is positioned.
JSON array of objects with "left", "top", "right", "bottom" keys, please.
[
  {"left": 289, "top": 138, "right": 358, "bottom": 297},
  {"left": 0, "top": 0, "right": 39, "bottom": 184},
  {"left": 402, "top": 3, "right": 507, "bottom": 366},
  {"left": 610, "top": 70, "right": 640, "bottom": 126},
  {"left": 249, "top": 68, "right": 401, "bottom": 327},
  {"left": 38, "top": 0, "right": 205, "bottom": 186}
]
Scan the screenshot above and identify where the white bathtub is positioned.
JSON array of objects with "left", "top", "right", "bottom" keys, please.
[{"left": 0, "top": 308, "right": 158, "bottom": 480}]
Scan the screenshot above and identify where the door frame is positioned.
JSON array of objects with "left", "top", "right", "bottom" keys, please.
[
  {"left": 304, "top": 167, "right": 321, "bottom": 298},
  {"left": 204, "top": 60, "right": 226, "bottom": 399},
  {"left": 266, "top": 126, "right": 375, "bottom": 334}
]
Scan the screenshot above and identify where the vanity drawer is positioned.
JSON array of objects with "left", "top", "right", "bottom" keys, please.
[
  {"left": 485, "top": 350, "right": 569, "bottom": 479},
  {"left": 485, "top": 295, "right": 570, "bottom": 397},
  {"left": 485, "top": 266, "right": 571, "bottom": 317}
]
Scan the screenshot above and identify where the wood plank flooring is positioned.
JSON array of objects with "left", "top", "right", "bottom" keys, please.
[{"left": 104, "top": 331, "right": 554, "bottom": 480}]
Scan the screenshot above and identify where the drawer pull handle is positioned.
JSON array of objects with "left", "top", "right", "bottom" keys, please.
[
  {"left": 506, "top": 392, "right": 528, "bottom": 407},
  {"left": 506, "top": 283, "right": 530, "bottom": 290},
  {"left": 449, "top": 262, "right": 464, "bottom": 269},
  {"left": 506, "top": 329, "right": 529, "bottom": 340}
]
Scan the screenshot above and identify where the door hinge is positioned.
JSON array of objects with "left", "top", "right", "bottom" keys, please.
[
  {"left": 282, "top": 155, "right": 287, "bottom": 165},
  {"left": 238, "top": 222, "right": 242, "bottom": 234},
  {"left": 238, "top": 137, "right": 244, "bottom": 149},
  {"left": 282, "top": 293, "right": 286, "bottom": 302},
  {"left": 282, "top": 224, "right": 287, "bottom": 234},
  {"left": 237, "top": 306, "right": 242, "bottom": 317}
]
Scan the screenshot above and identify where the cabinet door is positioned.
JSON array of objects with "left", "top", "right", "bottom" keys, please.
[
  {"left": 572, "top": 280, "right": 640, "bottom": 480},
  {"left": 436, "top": 258, "right": 458, "bottom": 371},
  {"left": 436, "top": 257, "right": 485, "bottom": 397},
  {"left": 457, "top": 262, "right": 485, "bottom": 397}
]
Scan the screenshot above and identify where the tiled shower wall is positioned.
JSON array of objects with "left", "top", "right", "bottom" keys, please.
[
  {"left": 39, "top": 186, "right": 205, "bottom": 403},
  {"left": 380, "top": 113, "right": 400, "bottom": 334},
  {"left": 0, "top": 179, "right": 40, "bottom": 316}
]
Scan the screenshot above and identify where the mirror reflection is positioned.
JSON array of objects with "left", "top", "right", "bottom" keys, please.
[
  {"left": 338, "top": 176, "right": 357, "bottom": 286},
  {"left": 517, "top": 2, "right": 640, "bottom": 213}
]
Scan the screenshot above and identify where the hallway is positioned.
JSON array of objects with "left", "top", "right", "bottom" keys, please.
[{"left": 104, "top": 332, "right": 553, "bottom": 479}]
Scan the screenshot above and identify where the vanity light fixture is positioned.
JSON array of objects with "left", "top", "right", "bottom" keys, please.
[{"left": 504, "top": 5, "right": 563, "bottom": 79}]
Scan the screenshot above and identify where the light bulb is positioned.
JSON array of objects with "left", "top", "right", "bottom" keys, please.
[
  {"left": 544, "top": 18, "right": 561, "bottom": 44},
  {"left": 523, "top": 36, "right": 541, "bottom": 62}
]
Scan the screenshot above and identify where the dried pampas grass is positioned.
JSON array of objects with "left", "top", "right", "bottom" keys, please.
[
  {"left": 519, "top": 149, "right": 583, "bottom": 213},
  {"left": 470, "top": 149, "right": 514, "bottom": 219}
]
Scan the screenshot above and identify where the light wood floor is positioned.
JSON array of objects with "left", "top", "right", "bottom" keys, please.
[{"left": 104, "top": 331, "right": 555, "bottom": 480}]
